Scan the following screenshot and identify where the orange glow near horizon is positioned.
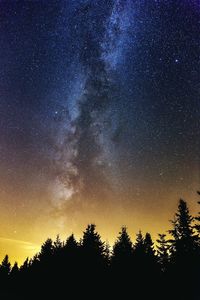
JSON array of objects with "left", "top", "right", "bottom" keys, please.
[{"left": 0, "top": 188, "right": 199, "bottom": 266}]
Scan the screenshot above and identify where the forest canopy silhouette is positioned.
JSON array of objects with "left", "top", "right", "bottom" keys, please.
[{"left": 1, "top": 193, "right": 200, "bottom": 300}]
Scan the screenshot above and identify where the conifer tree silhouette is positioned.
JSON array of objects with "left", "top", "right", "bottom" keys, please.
[
  {"left": 110, "top": 227, "right": 133, "bottom": 297},
  {"left": 39, "top": 238, "right": 54, "bottom": 261},
  {"left": 169, "top": 199, "right": 197, "bottom": 257},
  {"left": 20, "top": 257, "right": 29, "bottom": 272},
  {"left": 168, "top": 199, "right": 198, "bottom": 299},
  {"left": 10, "top": 262, "right": 19, "bottom": 277},
  {"left": 156, "top": 233, "right": 169, "bottom": 271},
  {"left": 112, "top": 226, "right": 133, "bottom": 268},
  {"left": 81, "top": 224, "right": 106, "bottom": 296},
  {"left": 144, "top": 233, "right": 155, "bottom": 256},
  {"left": 64, "top": 233, "right": 78, "bottom": 253},
  {"left": 0, "top": 255, "right": 11, "bottom": 295},
  {"left": 54, "top": 234, "right": 62, "bottom": 251},
  {"left": 82, "top": 224, "right": 105, "bottom": 255},
  {"left": 0, "top": 254, "right": 11, "bottom": 278},
  {"left": 60, "top": 233, "right": 80, "bottom": 290}
]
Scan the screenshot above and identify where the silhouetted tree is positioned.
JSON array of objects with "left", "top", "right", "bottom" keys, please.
[
  {"left": 144, "top": 232, "right": 155, "bottom": 256},
  {"left": 132, "top": 231, "right": 159, "bottom": 299},
  {"left": 80, "top": 224, "right": 106, "bottom": 296},
  {"left": 20, "top": 257, "right": 29, "bottom": 272},
  {"left": 54, "top": 235, "right": 62, "bottom": 252},
  {"left": 0, "top": 254, "right": 11, "bottom": 276},
  {"left": 10, "top": 262, "right": 19, "bottom": 277},
  {"left": 168, "top": 199, "right": 199, "bottom": 299},
  {"left": 9, "top": 262, "right": 19, "bottom": 292},
  {"left": 0, "top": 254, "right": 11, "bottom": 292},
  {"left": 82, "top": 224, "right": 105, "bottom": 256},
  {"left": 65, "top": 233, "right": 78, "bottom": 250},
  {"left": 134, "top": 230, "right": 144, "bottom": 252},
  {"left": 169, "top": 199, "right": 197, "bottom": 256},
  {"left": 110, "top": 227, "right": 133, "bottom": 296},
  {"left": 39, "top": 238, "right": 54, "bottom": 262},
  {"left": 112, "top": 226, "right": 133, "bottom": 268},
  {"left": 156, "top": 234, "right": 169, "bottom": 271}
]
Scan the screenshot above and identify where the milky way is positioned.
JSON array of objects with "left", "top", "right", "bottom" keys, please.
[{"left": 0, "top": 0, "right": 199, "bottom": 263}]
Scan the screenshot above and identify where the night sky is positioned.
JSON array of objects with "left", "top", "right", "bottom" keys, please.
[{"left": 0, "top": 0, "right": 199, "bottom": 264}]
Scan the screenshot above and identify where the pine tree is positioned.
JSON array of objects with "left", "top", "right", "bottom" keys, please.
[
  {"left": 0, "top": 255, "right": 11, "bottom": 277},
  {"left": 110, "top": 227, "right": 133, "bottom": 297},
  {"left": 169, "top": 199, "right": 197, "bottom": 256},
  {"left": 134, "top": 230, "right": 145, "bottom": 255},
  {"left": 80, "top": 224, "right": 106, "bottom": 297},
  {"left": 20, "top": 257, "right": 29, "bottom": 272},
  {"left": 112, "top": 226, "right": 133, "bottom": 266},
  {"left": 156, "top": 234, "right": 169, "bottom": 271},
  {"left": 168, "top": 199, "right": 199, "bottom": 299},
  {"left": 9, "top": 261, "right": 19, "bottom": 292},
  {"left": 0, "top": 254, "right": 11, "bottom": 293},
  {"left": 65, "top": 234, "right": 78, "bottom": 250},
  {"left": 39, "top": 238, "right": 54, "bottom": 262},
  {"left": 10, "top": 262, "right": 19, "bottom": 277},
  {"left": 82, "top": 224, "right": 105, "bottom": 258},
  {"left": 144, "top": 232, "right": 155, "bottom": 257},
  {"left": 54, "top": 235, "right": 62, "bottom": 251},
  {"left": 143, "top": 232, "right": 158, "bottom": 272}
]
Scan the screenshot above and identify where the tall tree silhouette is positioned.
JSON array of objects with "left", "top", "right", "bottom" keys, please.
[
  {"left": 111, "top": 227, "right": 133, "bottom": 297},
  {"left": 65, "top": 233, "right": 78, "bottom": 249},
  {"left": 156, "top": 234, "right": 169, "bottom": 272},
  {"left": 143, "top": 232, "right": 158, "bottom": 270},
  {"left": 39, "top": 238, "right": 54, "bottom": 262},
  {"left": 82, "top": 224, "right": 105, "bottom": 259},
  {"left": 0, "top": 255, "right": 11, "bottom": 279},
  {"left": 81, "top": 224, "right": 106, "bottom": 296},
  {"left": 10, "top": 262, "right": 19, "bottom": 293},
  {"left": 168, "top": 199, "right": 198, "bottom": 299},
  {"left": 54, "top": 235, "right": 62, "bottom": 252},
  {"left": 132, "top": 231, "right": 159, "bottom": 299},
  {"left": 61, "top": 234, "right": 80, "bottom": 289},
  {"left": 144, "top": 233, "right": 155, "bottom": 256},
  {"left": 169, "top": 199, "right": 197, "bottom": 256},
  {"left": 112, "top": 226, "right": 133, "bottom": 268},
  {"left": 10, "top": 262, "right": 19, "bottom": 278},
  {"left": 0, "top": 255, "right": 11, "bottom": 295},
  {"left": 133, "top": 230, "right": 145, "bottom": 261}
]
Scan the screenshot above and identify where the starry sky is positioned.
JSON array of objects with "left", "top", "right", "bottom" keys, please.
[{"left": 0, "top": 0, "right": 199, "bottom": 264}]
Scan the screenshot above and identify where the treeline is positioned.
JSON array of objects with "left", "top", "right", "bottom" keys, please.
[{"left": 1, "top": 194, "right": 200, "bottom": 299}]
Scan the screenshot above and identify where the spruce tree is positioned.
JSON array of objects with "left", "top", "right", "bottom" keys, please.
[
  {"left": 169, "top": 199, "right": 197, "bottom": 256},
  {"left": 0, "top": 255, "right": 11, "bottom": 277},
  {"left": 65, "top": 234, "right": 78, "bottom": 250},
  {"left": 82, "top": 224, "right": 105, "bottom": 258},
  {"left": 54, "top": 235, "right": 62, "bottom": 251},
  {"left": 168, "top": 199, "right": 198, "bottom": 299},
  {"left": 156, "top": 234, "right": 169, "bottom": 271},
  {"left": 39, "top": 238, "right": 54, "bottom": 262},
  {"left": 10, "top": 262, "right": 19, "bottom": 277},
  {"left": 112, "top": 226, "right": 133, "bottom": 266}
]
